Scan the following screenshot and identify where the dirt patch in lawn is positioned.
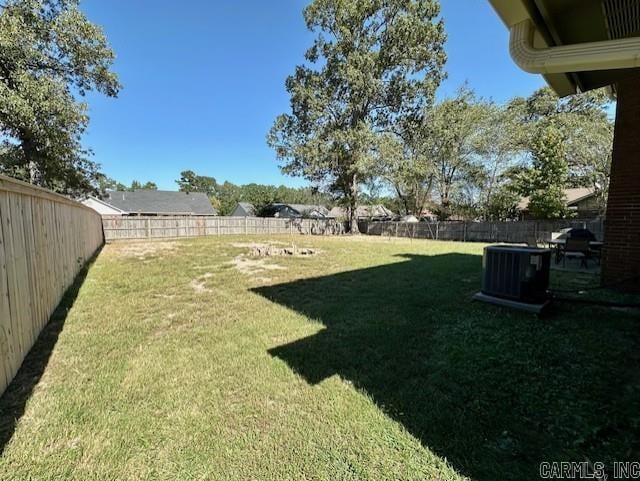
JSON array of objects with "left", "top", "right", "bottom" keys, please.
[
  {"left": 113, "top": 241, "right": 180, "bottom": 259},
  {"left": 231, "top": 242, "right": 319, "bottom": 257},
  {"left": 248, "top": 244, "right": 317, "bottom": 257},
  {"left": 230, "top": 241, "right": 288, "bottom": 249},
  {"left": 190, "top": 273, "right": 214, "bottom": 293},
  {"left": 229, "top": 256, "right": 287, "bottom": 276},
  {"left": 150, "top": 316, "right": 193, "bottom": 339}
]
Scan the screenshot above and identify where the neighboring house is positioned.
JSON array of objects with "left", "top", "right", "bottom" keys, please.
[
  {"left": 329, "top": 204, "right": 395, "bottom": 221},
  {"left": 231, "top": 202, "right": 256, "bottom": 217},
  {"left": 417, "top": 208, "right": 438, "bottom": 222},
  {"left": 517, "top": 187, "right": 600, "bottom": 219},
  {"left": 82, "top": 190, "right": 217, "bottom": 216},
  {"left": 263, "top": 203, "right": 330, "bottom": 219}
]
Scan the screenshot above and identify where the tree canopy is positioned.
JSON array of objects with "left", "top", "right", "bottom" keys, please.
[
  {"left": 366, "top": 85, "right": 613, "bottom": 221},
  {"left": 176, "top": 170, "right": 217, "bottom": 196},
  {"left": 506, "top": 87, "right": 613, "bottom": 219},
  {"left": 97, "top": 176, "right": 158, "bottom": 193},
  {"left": 175, "top": 171, "right": 332, "bottom": 216},
  {"left": 269, "top": 0, "right": 447, "bottom": 232},
  {"left": 0, "top": 0, "right": 120, "bottom": 194}
]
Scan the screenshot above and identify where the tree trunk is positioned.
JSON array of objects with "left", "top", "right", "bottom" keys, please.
[
  {"left": 20, "top": 129, "right": 43, "bottom": 186},
  {"left": 347, "top": 174, "right": 360, "bottom": 234}
]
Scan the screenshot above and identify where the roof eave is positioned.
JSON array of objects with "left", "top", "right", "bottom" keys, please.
[
  {"left": 489, "top": 0, "right": 579, "bottom": 96},
  {"left": 87, "top": 195, "right": 128, "bottom": 214}
]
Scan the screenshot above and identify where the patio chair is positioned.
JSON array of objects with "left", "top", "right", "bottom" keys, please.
[
  {"left": 589, "top": 243, "right": 603, "bottom": 265},
  {"left": 562, "top": 238, "right": 591, "bottom": 269}
]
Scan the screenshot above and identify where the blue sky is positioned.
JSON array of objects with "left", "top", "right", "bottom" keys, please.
[{"left": 82, "top": 0, "right": 546, "bottom": 191}]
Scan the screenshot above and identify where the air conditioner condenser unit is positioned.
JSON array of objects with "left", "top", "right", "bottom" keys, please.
[{"left": 473, "top": 245, "right": 552, "bottom": 314}]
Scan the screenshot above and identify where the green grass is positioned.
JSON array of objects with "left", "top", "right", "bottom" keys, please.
[{"left": 0, "top": 236, "right": 638, "bottom": 481}]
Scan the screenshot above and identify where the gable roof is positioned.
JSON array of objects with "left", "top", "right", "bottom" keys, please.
[
  {"left": 99, "top": 190, "right": 217, "bottom": 215},
  {"left": 272, "top": 203, "right": 330, "bottom": 217},
  {"left": 517, "top": 187, "right": 597, "bottom": 211},
  {"left": 81, "top": 196, "right": 126, "bottom": 215},
  {"left": 329, "top": 205, "right": 395, "bottom": 219},
  {"left": 232, "top": 202, "right": 256, "bottom": 216}
]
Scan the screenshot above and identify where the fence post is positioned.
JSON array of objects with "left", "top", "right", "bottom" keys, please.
[
  {"left": 244, "top": 216, "right": 248, "bottom": 235},
  {"left": 146, "top": 218, "right": 151, "bottom": 238},
  {"left": 436, "top": 222, "right": 439, "bottom": 240},
  {"left": 217, "top": 217, "right": 220, "bottom": 236},
  {"left": 463, "top": 222, "right": 467, "bottom": 242}
]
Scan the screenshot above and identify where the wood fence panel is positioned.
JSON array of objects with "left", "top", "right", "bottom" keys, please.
[
  {"left": 0, "top": 175, "right": 104, "bottom": 397},
  {"left": 360, "top": 219, "right": 605, "bottom": 244},
  {"left": 102, "top": 215, "right": 344, "bottom": 240}
]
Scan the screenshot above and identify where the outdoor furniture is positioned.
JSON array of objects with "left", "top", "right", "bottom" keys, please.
[
  {"left": 589, "top": 243, "right": 603, "bottom": 265},
  {"left": 561, "top": 238, "right": 592, "bottom": 269},
  {"left": 547, "top": 238, "right": 604, "bottom": 264}
]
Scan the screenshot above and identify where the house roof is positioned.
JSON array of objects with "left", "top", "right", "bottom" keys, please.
[
  {"left": 100, "top": 190, "right": 217, "bottom": 215},
  {"left": 233, "top": 202, "right": 256, "bottom": 215},
  {"left": 517, "top": 187, "right": 596, "bottom": 210},
  {"left": 329, "top": 205, "right": 395, "bottom": 218},
  {"left": 273, "top": 203, "right": 330, "bottom": 217}
]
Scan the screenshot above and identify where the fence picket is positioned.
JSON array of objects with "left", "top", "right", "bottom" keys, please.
[
  {"left": 0, "top": 174, "right": 103, "bottom": 396},
  {"left": 102, "top": 216, "right": 344, "bottom": 240},
  {"left": 361, "top": 219, "right": 604, "bottom": 244}
]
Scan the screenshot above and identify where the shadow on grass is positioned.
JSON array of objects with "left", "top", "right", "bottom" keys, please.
[
  {"left": 0, "top": 248, "right": 101, "bottom": 456},
  {"left": 253, "top": 253, "right": 640, "bottom": 481}
]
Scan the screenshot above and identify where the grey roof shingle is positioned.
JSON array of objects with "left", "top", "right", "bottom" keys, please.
[
  {"left": 103, "top": 190, "right": 217, "bottom": 215},
  {"left": 273, "top": 203, "right": 330, "bottom": 217},
  {"left": 232, "top": 202, "right": 256, "bottom": 216},
  {"left": 517, "top": 187, "right": 596, "bottom": 211},
  {"left": 329, "top": 205, "right": 395, "bottom": 219}
]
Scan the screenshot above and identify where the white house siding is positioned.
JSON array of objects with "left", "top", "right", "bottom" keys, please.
[{"left": 81, "top": 197, "right": 123, "bottom": 216}]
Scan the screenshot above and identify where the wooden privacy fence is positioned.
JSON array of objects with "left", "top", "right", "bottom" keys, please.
[
  {"left": 102, "top": 215, "right": 345, "bottom": 241},
  {"left": 360, "top": 218, "right": 605, "bottom": 243},
  {"left": 0, "top": 175, "right": 104, "bottom": 396}
]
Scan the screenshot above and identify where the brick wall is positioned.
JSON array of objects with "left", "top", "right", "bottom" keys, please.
[{"left": 602, "top": 73, "right": 640, "bottom": 292}]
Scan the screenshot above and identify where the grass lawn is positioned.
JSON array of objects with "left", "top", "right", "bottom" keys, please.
[{"left": 0, "top": 235, "right": 638, "bottom": 480}]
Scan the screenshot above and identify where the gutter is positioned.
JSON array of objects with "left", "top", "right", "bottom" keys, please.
[{"left": 510, "top": 19, "right": 640, "bottom": 75}]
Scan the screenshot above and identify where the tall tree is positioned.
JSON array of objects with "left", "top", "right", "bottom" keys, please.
[
  {"left": 425, "top": 88, "right": 492, "bottom": 219},
  {"left": 95, "top": 174, "right": 127, "bottom": 193},
  {"left": 176, "top": 170, "right": 218, "bottom": 196},
  {"left": 132, "top": 181, "right": 158, "bottom": 191},
  {"left": 473, "top": 104, "right": 522, "bottom": 220},
  {"left": 175, "top": 170, "right": 332, "bottom": 216},
  {"left": 96, "top": 176, "right": 158, "bottom": 193},
  {"left": 0, "top": 0, "right": 121, "bottom": 194},
  {"left": 508, "top": 87, "right": 613, "bottom": 217},
  {"left": 268, "top": 0, "right": 446, "bottom": 232},
  {"left": 526, "top": 121, "right": 570, "bottom": 219},
  {"left": 375, "top": 131, "right": 434, "bottom": 217}
]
